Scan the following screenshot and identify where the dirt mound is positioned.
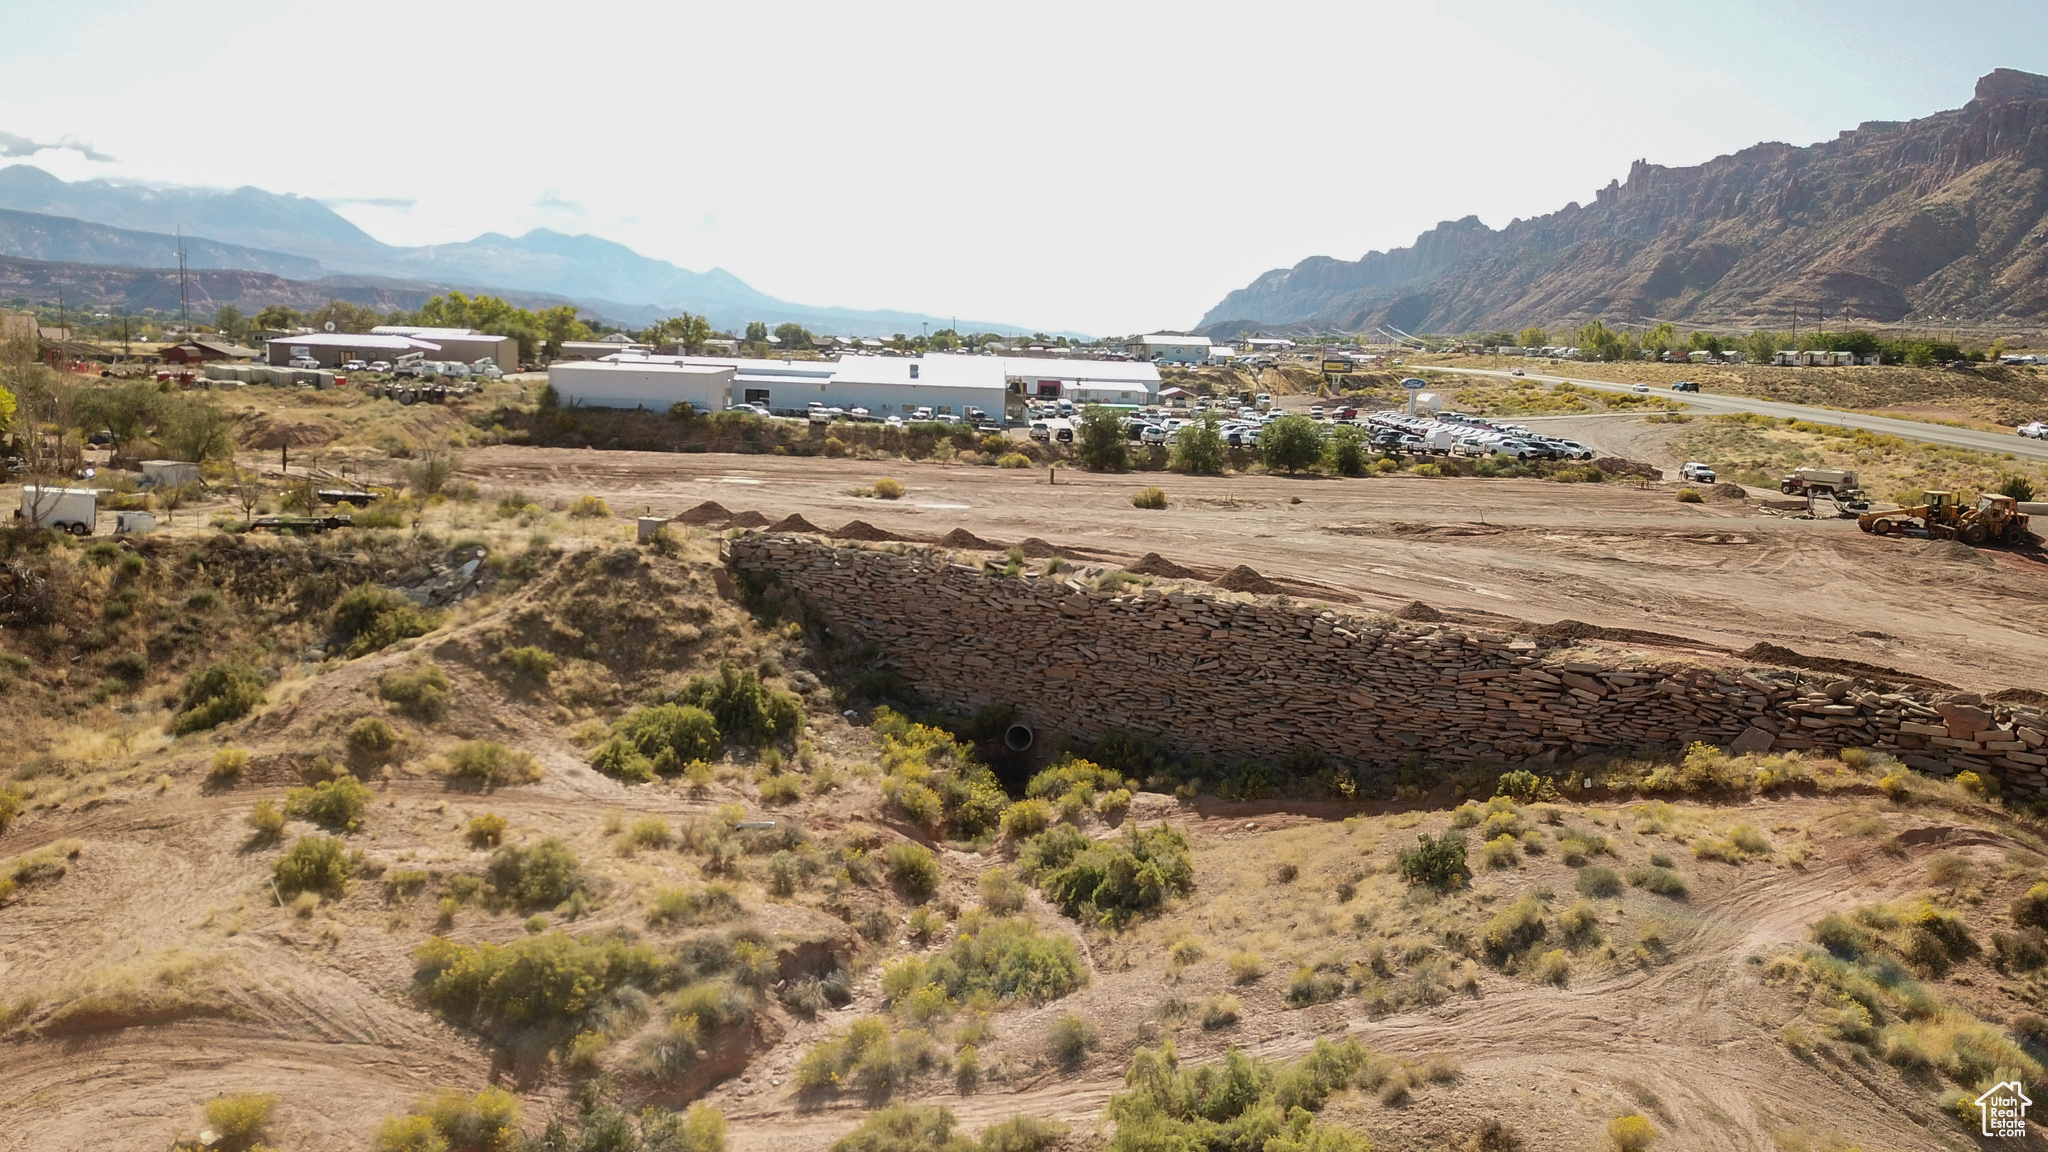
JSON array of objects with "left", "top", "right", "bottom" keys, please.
[
  {"left": 767, "top": 514, "right": 823, "bottom": 534},
  {"left": 1989, "top": 687, "right": 2048, "bottom": 706},
  {"left": 834, "top": 519, "right": 898, "bottom": 541},
  {"left": 1391, "top": 600, "right": 1443, "bottom": 621},
  {"left": 1913, "top": 539, "right": 1996, "bottom": 567},
  {"left": 939, "top": 528, "right": 999, "bottom": 550},
  {"left": 1016, "top": 537, "right": 1060, "bottom": 558},
  {"left": 727, "top": 510, "right": 772, "bottom": 528},
  {"left": 1128, "top": 552, "right": 1201, "bottom": 579},
  {"left": 1708, "top": 482, "right": 1750, "bottom": 501},
  {"left": 676, "top": 500, "right": 733, "bottom": 525},
  {"left": 1535, "top": 618, "right": 1722, "bottom": 650},
  {"left": 1735, "top": 641, "right": 1954, "bottom": 688},
  {"left": 244, "top": 417, "right": 339, "bottom": 450},
  {"left": 1213, "top": 564, "right": 1285, "bottom": 594},
  {"left": 1592, "top": 457, "right": 1660, "bottom": 481}
]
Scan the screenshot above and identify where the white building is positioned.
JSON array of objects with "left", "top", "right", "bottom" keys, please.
[
  {"left": 999, "top": 357, "right": 1161, "bottom": 405},
  {"left": 549, "top": 360, "right": 737, "bottom": 411},
  {"left": 1123, "top": 333, "right": 1214, "bottom": 364},
  {"left": 548, "top": 352, "right": 1006, "bottom": 419},
  {"left": 266, "top": 332, "right": 442, "bottom": 367}
]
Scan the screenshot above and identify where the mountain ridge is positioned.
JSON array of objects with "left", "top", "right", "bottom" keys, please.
[
  {"left": 1199, "top": 68, "right": 2048, "bottom": 336},
  {"left": 0, "top": 165, "right": 1048, "bottom": 336}
]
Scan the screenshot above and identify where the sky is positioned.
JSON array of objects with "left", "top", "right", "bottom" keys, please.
[{"left": 1, "top": 0, "right": 2044, "bottom": 335}]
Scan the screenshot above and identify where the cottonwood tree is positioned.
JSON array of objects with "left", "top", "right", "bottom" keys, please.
[
  {"left": 1075, "top": 405, "right": 1129, "bottom": 471},
  {"left": 1259, "top": 415, "right": 1323, "bottom": 475},
  {"left": 1170, "top": 412, "right": 1225, "bottom": 475}
]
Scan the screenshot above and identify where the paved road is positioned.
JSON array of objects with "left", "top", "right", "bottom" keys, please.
[{"left": 1422, "top": 364, "right": 2048, "bottom": 462}]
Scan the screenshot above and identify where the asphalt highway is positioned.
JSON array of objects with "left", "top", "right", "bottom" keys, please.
[{"left": 1420, "top": 364, "right": 2048, "bottom": 463}]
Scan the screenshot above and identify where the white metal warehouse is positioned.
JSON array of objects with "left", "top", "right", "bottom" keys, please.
[
  {"left": 999, "top": 356, "right": 1160, "bottom": 404},
  {"left": 369, "top": 326, "right": 520, "bottom": 370},
  {"left": 265, "top": 332, "right": 440, "bottom": 367},
  {"left": 548, "top": 353, "right": 1006, "bottom": 418},
  {"left": 548, "top": 360, "right": 736, "bottom": 411}
]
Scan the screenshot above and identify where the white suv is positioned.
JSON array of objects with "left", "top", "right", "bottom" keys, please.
[
  {"left": 1679, "top": 462, "right": 1717, "bottom": 483},
  {"left": 2019, "top": 421, "right": 2048, "bottom": 440}
]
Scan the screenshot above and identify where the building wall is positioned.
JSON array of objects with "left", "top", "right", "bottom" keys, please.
[
  {"left": 422, "top": 334, "right": 518, "bottom": 370},
  {"left": 549, "top": 362, "right": 735, "bottom": 411},
  {"left": 751, "top": 376, "right": 1005, "bottom": 417},
  {"left": 1125, "top": 339, "right": 1209, "bottom": 364},
  {"left": 266, "top": 339, "right": 416, "bottom": 367},
  {"left": 724, "top": 535, "right": 2048, "bottom": 794}
]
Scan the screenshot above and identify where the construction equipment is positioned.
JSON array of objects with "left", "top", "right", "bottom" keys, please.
[
  {"left": 1781, "top": 467, "right": 1864, "bottom": 501},
  {"left": 1858, "top": 491, "right": 2031, "bottom": 546}
]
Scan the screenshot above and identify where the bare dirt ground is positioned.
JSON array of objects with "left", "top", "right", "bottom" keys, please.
[{"left": 458, "top": 442, "right": 2048, "bottom": 693}]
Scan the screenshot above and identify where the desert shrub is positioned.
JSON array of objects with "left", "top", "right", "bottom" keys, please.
[
  {"left": 647, "top": 884, "right": 743, "bottom": 927},
  {"left": 1286, "top": 965, "right": 1346, "bottom": 1005},
  {"left": 676, "top": 661, "right": 804, "bottom": 746},
  {"left": 466, "top": 813, "right": 506, "bottom": 848},
  {"left": 1020, "top": 823, "right": 1194, "bottom": 926},
  {"left": 1608, "top": 1114, "right": 1657, "bottom": 1151},
  {"left": 1495, "top": 769, "right": 1555, "bottom": 803},
  {"left": 1695, "top": 823, "right": 1771, "bottom": 863},
  {"left": 567, "top": 495, "right": 613, "bottom": 518},
  {"left": 831, "top": 1104, "right": 1059, "bottom": 1152},
  {"left": 592, "top": 704, "right": 721, "bottom": 782},
  {"left": 1026, "top": 757, "right": 1126, "bottom": 804},
  {"left": 873, "top": 708, "right": 1007, "bottom": 838},
  {"left": 1675, "top": 487, "right": 1704, "bottom": 503},
  {"left": 1626, "top": 865, "right": 1688, "bottom": 896},
  {"left": 486, "top": 838, "right": 585, "bottom": 910},
  {"left": 1575, "top": 866, "right": 1623, "bottom": 898},
  {"left": 209, "top": 748, "right": 250, "bottom": 783},
  {"left": 203, "top": 1092, "right": 277, "bottom": 1148},
  {"left": 1000, "top": 798, "right": 1053, "bottom": 839},
  {"left": 2013, "top": 883, "right": 2048, "bottom": 928},
  {"left": 1483, "top": 891, "right": 1549, "bottom": 963},
  {"left": 623, "top": 816, "right": 672, "bottom": 850},
  {"left": 872, "top": 478, "right": 905, "bottom": 499},
  {"left": 759, "top": 772, "right": 802, "bottom": 805},
  {"left": 347, "top": 718, "right": 399, "bottom": 757},
  {"left": 274, "top": 835, "right": 354, "bottom": 898},
  {"left": 1228, "top": 952, "right": 1266, "bottom": 983},
  {"left": 1482, "top": 834, "right": 1521, "bottom": 869},
  {"left": 1201, "top": 994, "right": 1241, "bottom": 1028},
  {"left": 1533, "top": 948, "right": 1571, "bottom": 986},
  {"left": 885, "top": 842, "right": 942, "bottom": 897},
  {"left": 0, "top": 786, "right": 20, "bottom": 834},
  {"left": 171, "top": 660, "right": 266, "bottom": 734},
  {"left": 332, "top": 584, "right": 441, "bottom": 657},
  {"left": 978, "top": 870, "right": 1027, "bottom": 914},
  {"left": 1049, "top": 1011, "right": 1097, "bottom": 1068},
  {"left": 386, "top": 869, "right": 431, "bottom": 901},
  {"left": 1169, "top": 937, "right": 1205, "bottom": 966},
  {"left": 1131, "top": 487, "right": 1168, "bottom": 510},
  {"left": 997, "top": 452, "right": 1033, "bottom": 468},
  {"left": 1555, "top": 826, "right": 1612, "bottom": 863},
  {"left": 444, "top": 741, "right": 542, "bottom": 787},
  {"left": 379, "top": 665, "right": 450, "bottom": 722},
  {"left": 245, "top": 799, "right": 284, "bottom": 841},
  {"left": 1107, "top": 1037, "right": 1373, "bottom": 1152},
  {"left": 284, "top": 775, "right": 373, "bottom": 832},
  {"left": 414, "top": 931, "right": 667, "bottom": 1038},
  {"left": 1398, "top": 831, "right": 1469, "bottom": 890},
  {"left": 500, "top": 645, "right": 557, "bottom": 680}
]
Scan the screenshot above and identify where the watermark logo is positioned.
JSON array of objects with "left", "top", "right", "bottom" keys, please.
[{"left": 1976, "top": 1080, "right": 2032, "bottom": 1137}]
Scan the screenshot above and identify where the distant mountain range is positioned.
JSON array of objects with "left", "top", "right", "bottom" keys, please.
[
  {"left": 1200, "top": 68, "right": 2048, "bottom": 337},
  {"left": 0, "top": 164, "right": 1038, "bottom": 335}
]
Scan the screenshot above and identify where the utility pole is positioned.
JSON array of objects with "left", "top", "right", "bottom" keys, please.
[{"left": 176, "top": 227, "right": 189, "bottom": 332}]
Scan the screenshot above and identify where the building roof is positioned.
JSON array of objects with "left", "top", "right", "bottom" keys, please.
[
  {"left": 266, "top": 333, "right": 441, "bottom": 351},
  {"left": 998, "top": 357, "right": 1160, "bottom": 385},
  {"left": 824, "top": 353, "right": 1007, "bottom": 391},
  {"left": 370, "top": 325, "right": 481, "bottom": 337},
  {"left": 192, "top": 339, "right": 262, "bottom": 358},
  {"left": 1129, "top": 333, "right": 1213, "bottom": 347}
]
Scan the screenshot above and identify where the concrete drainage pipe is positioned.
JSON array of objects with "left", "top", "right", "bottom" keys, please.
[{"left": 1004, "top": 724, "right": 1034, "bottom": 752}]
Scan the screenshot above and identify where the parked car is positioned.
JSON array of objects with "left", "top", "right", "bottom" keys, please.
[
  {"left": 1679, "top": 461, "right": 1718, "bottom": 483},
  {"left": 1140, "top": 424, "right": 1167, "bottom": 444},
  {"left": 2019, "top": 421, "right": 2048, "bottom": 440},
  {"left": 1029, "top": 422, "right": 1050, "bottom": 441},
  {"left": 1309, "top": 405, "right": 1325, "bottom": 418},
  {"left": 341, "top": 360, "right": 368, "bottom": 372},
  {"left": 367, "top": 360, "right": 391, "bottom": 372},
  {"left": 884, "top": 415, "right": 904, "bottom": 428},
  {"left": 287, "top": 356, "right": 320, "bottom": 370},
  {"left": 1451, "top": 438, "right": 1490, "bottom": 458},
  {"left": 1672, "top": 380, "right": 1701, "bottom": 392},
  {"left": 1055, "top": 425, "right": 1074, "bottom": 443},
  {"left": 1491, "top": 440, "right": 1544, "bottom": 459}
]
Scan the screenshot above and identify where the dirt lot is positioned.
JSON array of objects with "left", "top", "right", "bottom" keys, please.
[{"left": 458, "top": 441, "right": 2048, "bottom": 693}]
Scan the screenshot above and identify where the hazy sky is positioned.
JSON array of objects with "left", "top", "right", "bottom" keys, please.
[{"left": 2, "top": 0, "right": 2042, "bottom": 334}]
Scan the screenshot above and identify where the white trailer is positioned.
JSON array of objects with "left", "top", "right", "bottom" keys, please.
[{"left": 16, "top": 485, "right": 98, "bottom": 535}]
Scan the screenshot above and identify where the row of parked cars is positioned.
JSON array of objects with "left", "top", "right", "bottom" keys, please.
[{"left": 1362, "top": 412, "right": 1597, "bottom": 460}]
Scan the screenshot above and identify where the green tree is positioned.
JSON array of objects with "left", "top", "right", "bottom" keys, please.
[
  {"left": 1517, "top": 326, "right": 1548, "bottom": 348},
  {"left": 1639, "top": 321, "right": 1678, "bottom": 359},
  {"left": 214, "top": 304, "right": 245, "bottom": 340},
  {"left": 1170, "top": 412, "right": 1226, "bottom": 475},
  {"left": 0, "top": 380, "right": 17, "bottom": 436},
  {"left": 1741, "top": 329, "right": 1782, "bottom": 365},
  {"left": 744, "top": 321, "right": 768, "bottom": 342},
  {"left": 307, "top": 300, "right": 388, "bottom": 334},
  {"left": 1075, "top": 405, "right": 1129, "bottom": 471},
  {"left": 1259, "top": 414, "right": 1323, "bottom": 474},
  {"left": 1324, "top": 425, "right": 1369, "bottom": 477},
  {"left": 1687, "top": 330, "right": 1722, "bottom": 354},
  {"left": 539, "top": 305, "right": 591, "bottom": 357},
  {"left": 641, "top": 313, "right": 714, "bottom": 352},
  {"left": 1574, "top": 319, "right": 1630, "bottom": 362},
  {"left": 773, "top": 323, "right": 813, "bottom": 349},
  {"left": 160, "top": 393, "right": 235, "bottom": 461},
  {"left": 253, "top": 305, "right": 302, "bottom": 332}
]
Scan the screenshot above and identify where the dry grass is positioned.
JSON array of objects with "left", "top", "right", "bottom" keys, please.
[{"left": 32, "top": 949, "right": 242, "bottom": 1034}]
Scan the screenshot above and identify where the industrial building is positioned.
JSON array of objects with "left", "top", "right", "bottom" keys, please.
[
  {"left": 265, "top": 332, "right": 442, "bottom": 367},
  {"left": 999, "top": 356, "right": 1160, "bottom": 404},
  {"left": 1122, "top": 333, "right": 1213, "bottom": 364},
  {"left": 548, "top": 352, "right": 1007, "bottom": 419},
  {"left": 547, "top": 360, "right": 736, "bottom": 411},
  {"left": 370, "top": 326, "right": 520, "bottom": 370}
]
